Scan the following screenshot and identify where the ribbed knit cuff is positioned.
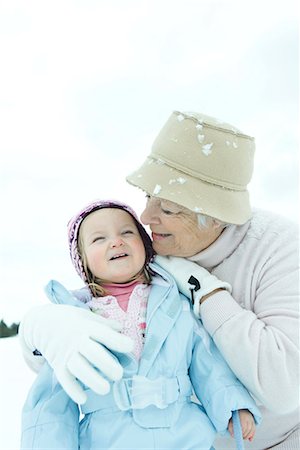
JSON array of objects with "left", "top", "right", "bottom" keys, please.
[
  {"left": 269, "top": 428, "right": 300, "bottom": 449},
  {"left": 200, "top": 290, "right": 244, "bottom": 336}
]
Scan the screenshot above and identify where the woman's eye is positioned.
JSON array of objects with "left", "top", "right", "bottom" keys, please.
[{"left": 161, "top": 208, "right": 174, "bottom": 215}]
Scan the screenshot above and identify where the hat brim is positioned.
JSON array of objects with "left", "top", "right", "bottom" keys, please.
[{"left": 126, "top": 158, "right": 252, "bottom": 225}]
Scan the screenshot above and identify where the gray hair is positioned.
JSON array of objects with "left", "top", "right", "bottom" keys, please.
[{"left": 197, "top": 213, "right": 229, "bottom": 229}]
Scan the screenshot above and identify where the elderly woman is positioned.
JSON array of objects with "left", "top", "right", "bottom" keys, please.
[{"left": 20, "top": 112, "right": 299, "bottom": 450}]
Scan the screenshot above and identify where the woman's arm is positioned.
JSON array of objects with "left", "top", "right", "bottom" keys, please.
[
  {"left": 19, "top": 301, "right": 134, "bottom": 404},
  {"left": 200, "top": 231, "right": 299, "bottom": 413},
  {"left": 189, "top": 319, "right": 261, "bottom": 434}
]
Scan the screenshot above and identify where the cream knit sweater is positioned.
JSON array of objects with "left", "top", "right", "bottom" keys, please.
[{"left": 190, "top": 209, "right": 299, "bottom": 450}]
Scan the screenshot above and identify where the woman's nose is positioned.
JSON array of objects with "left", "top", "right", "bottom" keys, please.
[{"left": 140, "top": 199, "right": 160, "bottom": 225}]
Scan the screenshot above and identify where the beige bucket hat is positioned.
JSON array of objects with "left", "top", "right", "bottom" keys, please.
[{"left": 126, "top": 111, "right": 255, "bottom": 225}]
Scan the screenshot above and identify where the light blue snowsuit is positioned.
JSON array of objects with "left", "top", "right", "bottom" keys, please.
[{"left": 21, "top": 263, "right": 261, "bottom": 450}]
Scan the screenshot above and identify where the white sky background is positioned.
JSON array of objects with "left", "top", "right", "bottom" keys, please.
[{"left": 0, "top": 0, "right": 299, "bottom": 325}]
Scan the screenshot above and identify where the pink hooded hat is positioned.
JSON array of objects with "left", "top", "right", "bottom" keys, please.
[{"left": 67, "top": 199, "right": 154, "bottom": 283}]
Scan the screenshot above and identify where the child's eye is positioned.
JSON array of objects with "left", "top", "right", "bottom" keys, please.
[
  {"left": 122, "top": 230, "right": 134, "bottom": 235},
  {"left": 92, "top": 236, "right": 105, "bottom": 243}
]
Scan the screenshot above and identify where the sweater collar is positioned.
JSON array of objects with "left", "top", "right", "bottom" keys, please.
[
  {"left": 188, "top": 220, "right": 251, "bottom": 270},
  {"left": 102, "top": 279, "right": 141, "bottom": 297}
]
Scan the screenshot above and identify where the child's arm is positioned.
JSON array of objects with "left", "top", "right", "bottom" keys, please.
[
  {"left": 228, "top": 409, "right": 255, "bottom": 442},
  {"left": 189, "top": 318, "right": 262, "bottom": 434}
]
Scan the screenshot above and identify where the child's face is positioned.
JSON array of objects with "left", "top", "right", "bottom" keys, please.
[{"left": 80, "top": 208, "right": 146, "bottom": 284}]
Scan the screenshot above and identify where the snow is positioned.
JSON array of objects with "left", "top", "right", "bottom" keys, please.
[
  {"left": 197, "top": 134, "right": 205, "bottom": 143},
  {"left": 193, "top": 206, "right": 203, "bottom": 213},
  {"left": 177, "top": 114, "right": 185, "bottom": 122},
  {"left": 153, "top": 184, "right": 162, "bottom": 195},
  {"left": 169, "top": 178, "right": 186, "bottom": 185},
  {"left": 0, "top": 337, "right": 36, "bottom": 450},
  {"left": 202, "top": 143, "right": 214, "bottom": 156}
]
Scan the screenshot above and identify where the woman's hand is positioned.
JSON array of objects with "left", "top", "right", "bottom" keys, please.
[
  {"left": 228, "top": 409, "right": 256, "bottom": 442},
  {"left": 155, "top": 255, "right": 231, "bottom": 316}
]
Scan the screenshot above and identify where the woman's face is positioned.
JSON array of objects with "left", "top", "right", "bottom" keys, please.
[{"left": 140, "top": 196, "right": 223, "bottom": 257}]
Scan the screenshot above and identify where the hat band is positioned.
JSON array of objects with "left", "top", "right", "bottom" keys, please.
[{"left": 150, "top": 154, "right": 248, "bottom": 191}]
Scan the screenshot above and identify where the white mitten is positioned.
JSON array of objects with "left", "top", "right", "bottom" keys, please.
[
  {"left": 155, "top": 255, "right": 231, "bottom": 317},
  {"left": 19, "top": 304, "right": 134, "bottom": 404}
]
